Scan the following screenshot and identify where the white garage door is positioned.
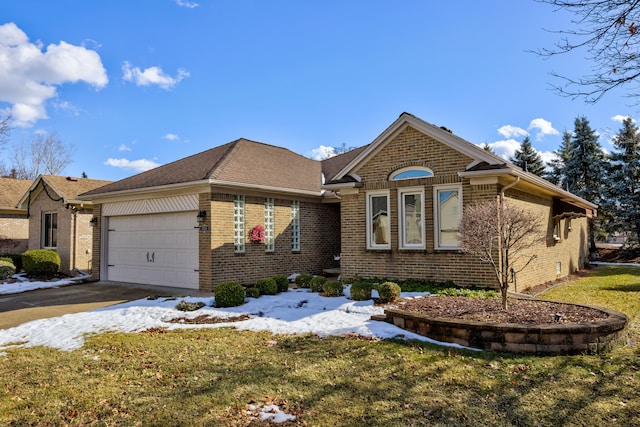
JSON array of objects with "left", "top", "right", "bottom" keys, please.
[{"left": 106, "top": 211, "right": 199, "bottom": 289}]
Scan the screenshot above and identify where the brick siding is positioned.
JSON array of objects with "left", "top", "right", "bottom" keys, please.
[
  {"left": 339, "top": 125, "right": 588, "bottom": 291},
  {"left": 0, "top": 214, "right": 28, "bottom": 254},
  {"left": 199, "top": 192, "right": 340, "bottom": 290}
]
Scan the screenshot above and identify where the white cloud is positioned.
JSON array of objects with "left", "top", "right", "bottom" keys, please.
[
  {"left": 497, "top": 125, "right": 527, "bottom": 139},
  {"left": 105, "top": 158, "right": 160, "bottom": 172},
  {"left": 164, "top": 133, "right": 180, "bottom": 141},
  {"left": 611, "top": 114, "right": 635, "bottom": 123},
  {"left": 176, "top": 0, "right": 198, "bottom": 8},
  {"left": 0, "top": 22, "right": 108, "bottom": 127},
  {"left": 118, "top": 144, "right": 132, "bottom": 151},
  {"left": 122, "top": 61, "right": 190, "bottom": 89},
  {"left": 528, "top": 118, "right": 559, "bottom": 141},
  {"left": 310, "top": 145, "right": 336, "bottom": 160},
  {"left": 483, "top": 139, "right": 521, "bottom": 160}
]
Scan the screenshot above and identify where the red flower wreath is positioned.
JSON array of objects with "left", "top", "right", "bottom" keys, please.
[{"left": 250, "top": 224, "right": 265, "bottom": 243}]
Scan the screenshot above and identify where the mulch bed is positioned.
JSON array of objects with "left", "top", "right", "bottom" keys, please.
[
  {"left": 389, "top": 296, "right": 609, "bottom": 324},
  {"left": 167, "top": 314, "right": 251, "bottom": 324}
]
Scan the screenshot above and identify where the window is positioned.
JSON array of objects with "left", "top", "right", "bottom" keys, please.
[
  {"left": 234, "top": 195, "right": 245, "bottom": 253},
  {"left": 553, "top": 218, "right": 561, "bottom": 241},
  {"left": 434, "top": 185, "right": 461, "bottom": 249},
  {"left": 367, "top": 191, "right": 390, "bottom": 249},
  {"left": 264, "top": 198, "right": 275, "bottom": 252},
  {"left": 42, "top": 212, "right": 57, "bottom": 248},
  {"left": 390, "top": 167, "right": 433, "bottom": 181},
  {"left": 291, "top": 200, "right": 300, "bottom": 251},
  {"left": 398, "top": 188, "right": 425, "bottom": 249}
]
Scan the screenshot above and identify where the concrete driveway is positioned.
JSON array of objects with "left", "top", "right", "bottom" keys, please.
[{"left": 0, "top": 281, "right": 211, "bottom": 330}]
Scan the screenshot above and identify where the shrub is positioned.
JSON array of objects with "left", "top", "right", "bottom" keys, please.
[
  {"left": 22, "top": 249, "right": 60, "bottom": 277},
  {"left": 309, "top": 276, "right": 327, "bottom": 293},
  {"left": 256, "top": 277, "right": 278, "bottom": 295},
  {"left": 295, "top": 273, "right": 313, "bottom": 288},
  {"left": 175, "top": 300, "right": 206, "bottom": 312},
  {"left": 246, "top": 287, "right": 260, "bottom": 298},
  {"left": 272, "top": 274, "right": 289, "bottom": 293},
  {"left": 214, "top": 281, "right": 246, "bottom": 308},
  {"left": 0, "top": 259, "right": 16, "bottom": 281},
  {"left": 378, "top": 281, "right": 401, "bottom": 303},
  {"left": 0, "top": 253, "right": 23, "bottom": 272},
  {"left": 350, "top": 281, "right": 372, "bottom": 301},
  {"left": 322, "top": 280, "right": 344, "bottom": 297}
]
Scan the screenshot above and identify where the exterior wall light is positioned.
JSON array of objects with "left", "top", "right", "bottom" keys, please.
[
  {"left": 196, "top": 210, "right": 207, "bottom": 223},
  {"left": 89, "top": 217, "right": 98, "bottom": 227}
]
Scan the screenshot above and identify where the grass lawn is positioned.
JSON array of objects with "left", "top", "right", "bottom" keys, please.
[{"left": 1, "top": 265, "right": 638, "bottom": 426}]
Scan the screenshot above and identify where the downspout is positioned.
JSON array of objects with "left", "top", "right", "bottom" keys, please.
[{"left": 498, "top": 176, "right": 520, "bottom": 300}]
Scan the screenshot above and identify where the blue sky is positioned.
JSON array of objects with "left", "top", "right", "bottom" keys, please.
[{"left": 0, "top": 0, "right": 634, "bottom": 181}]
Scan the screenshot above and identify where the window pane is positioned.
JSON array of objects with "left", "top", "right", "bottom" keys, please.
[
  {"left": 391, "top": 168, "right": 433, "bottom": 180},
  {"left": 234, "top": 195, "right": 245, "bottom": 253},
  {"left": 264, "top": 198, "right": 274, "bottom": 252},
  {"left": 370, "top": 195, "right": 388, "bottom": 245},
  {"left": 403, "top": 193, "right": 422, "bottom": 245},
  {"left": 291, "top": 201, "right": 300, "bottom": 251},
  {"left": 439, "top": 190, "right": 459, "bottom": 246}
]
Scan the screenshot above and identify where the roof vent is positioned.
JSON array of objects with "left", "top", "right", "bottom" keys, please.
[
  {"left": 440, "top": 126, "right": 452, "bottom": 133},
  {"left": 66, "top": 177, "right": 78, "bottom": 182}
]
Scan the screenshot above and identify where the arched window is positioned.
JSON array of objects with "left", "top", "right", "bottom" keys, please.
[{"left": 389, "top": 167, "right": 433, "bottom": 181}]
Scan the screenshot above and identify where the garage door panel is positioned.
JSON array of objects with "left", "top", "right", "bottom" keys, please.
[{"left": 106, "top": 211, "right": 199, "bottom": 289}]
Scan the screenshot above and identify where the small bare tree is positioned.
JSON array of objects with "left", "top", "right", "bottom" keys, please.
[
  {"left": 11, "top": 133, "right": 75, "bottom": 179},
  {"left": 459, "top": 197, "right": 543, "bottom": 310}
]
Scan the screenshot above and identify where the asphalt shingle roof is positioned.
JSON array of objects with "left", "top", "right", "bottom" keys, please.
[
  {"left": 0, "top": 178, "right": 32, "bottom": 209},
  {"left": 82, "top": 139, "right": 324, "bottom": 197}
]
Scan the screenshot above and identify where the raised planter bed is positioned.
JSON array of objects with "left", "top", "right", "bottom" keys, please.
[{"left": 376, "top": 302, "right": 628, "bottom": 355}]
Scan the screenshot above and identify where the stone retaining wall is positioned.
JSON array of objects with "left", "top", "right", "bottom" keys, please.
[{"left": 379, "top": 303, "right": 628, "bottom": 355}]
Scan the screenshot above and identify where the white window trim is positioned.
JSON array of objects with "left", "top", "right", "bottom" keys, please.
[
  {"left": 433, "top": 184, "right": 462, "bottom": 250},
  {"left": 42, "top": 211, "right": 57, "bottom": 249},
  {"left": 390, "top": 166, "right": 434, "bottom": 181},
  {"left": 398, "top": 186, "right": 425, "bottom": 249},
  {"left": 366, "top": 190, "right": 391, "bottom": 250}
]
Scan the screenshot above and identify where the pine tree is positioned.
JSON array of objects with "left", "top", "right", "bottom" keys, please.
[
  {"left": 509, "top": 136, "right": 546, "bottom": 176},
  {"left": 564, "top": 116, "right": 607, "bottom": 251},
  {"left": 605, "top": 117, "right": 640, "bottom": 247},
  {"left": 545, "top": 130, "right": 571, "bottom": 187},
  {"left": 481, "top": 143, "right": 495, "bottom": 154}
]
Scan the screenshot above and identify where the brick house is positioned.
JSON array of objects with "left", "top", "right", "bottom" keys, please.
[
  {"left": 323, "top": 113, "right": 596, "bottom": 290},
  {"left": 80, "top": 139, "right": 341, "bottom": 290},
  {"left": 17, "top": 175, "right": 112, "bottom": 274},
  {"left": 0, "top": 177, "right": 32, "bottom": 254},
  {"left": 80, "top": 113, "right": 595, "bottom": 292}
]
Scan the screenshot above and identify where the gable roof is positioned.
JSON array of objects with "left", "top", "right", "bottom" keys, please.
[
  {"left": 323, "top": 112, "right": 597, "bottom": 211},
  {"left": 81, "top": 138, "right": 323, "bottom": 199},
  {"left": 17, "top": 175, "right": 113, "bottom": 209},
  {"left": 0, "top": 177, "right": 32, "bottom": 211}
]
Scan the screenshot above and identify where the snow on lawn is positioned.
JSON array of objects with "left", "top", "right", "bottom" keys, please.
[
  {"left": 0, "top": 280, "right": 471, "bottom": 353},
  {"left": 0, "top": 273, "right": 90, "bottom": 295}
]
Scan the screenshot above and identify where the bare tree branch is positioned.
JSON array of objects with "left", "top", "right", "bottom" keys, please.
[
  {"left": 11, "top": 133, "right": 75, "bottom": 179},
  {"left": 536, "top": 0, "right": 640, "bottom": 102},
  {"left": 459, "top": 198, "right": 544, "bottom": 310}
]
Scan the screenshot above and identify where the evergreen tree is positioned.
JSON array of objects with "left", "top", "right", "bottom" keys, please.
[
  {"left": 509, "top": 136, "right": 546, "bottom": 176},
  {"left": 564, "top": 116, "right": 607, "bottom": 251},
  {"left": 545, "top": 130, "right": 571, "bottom": 187},
  {"left": 481, "top": 143, "right": 495, "bottom": 154},
  {"left": 605, "top": 117, "right": 640, "bottom": 246}
]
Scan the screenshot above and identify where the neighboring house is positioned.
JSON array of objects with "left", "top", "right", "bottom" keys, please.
[
  {"left": 17, "top": 175, "right": 112, "bottom": 275},
  {"left": 80, "top": 113, "right": 596, "bottom": 292},
  {"left": 0, "top": 177, "right": 32, "bottom": 254}
]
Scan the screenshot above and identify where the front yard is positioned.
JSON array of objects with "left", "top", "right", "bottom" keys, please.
[{"left": 1, "top": 265, "right": 638, "bottom": 426}]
